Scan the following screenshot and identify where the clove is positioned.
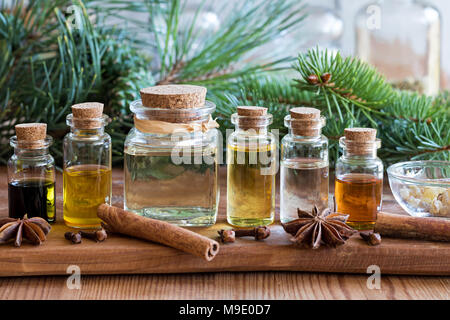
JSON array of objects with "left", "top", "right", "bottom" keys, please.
[
  {"left": 218, "top": 226, "right": 271, "bottom": 243},
  {"left": 65, "top": 232, "right": 82, "bottom": 244},
  {"left": 360, "top": 231, "right": 382, "bottom": 246},
  {"left": 79, "top": 229, "right": 108, "bottom": 242},
  {"left": 218, "top": 229, "right": 235, "bottom": 243}
]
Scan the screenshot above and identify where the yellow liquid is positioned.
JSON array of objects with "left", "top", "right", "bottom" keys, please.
[
  {"left": 63, "top": 164, "right": 112, "bottom": 229},
  {"left": 227, "top": 144, "right": 276, "bottom": 227}
]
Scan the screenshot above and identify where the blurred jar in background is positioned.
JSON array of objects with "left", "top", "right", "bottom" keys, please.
[
  {"left": 297, "top": 2, "right": 344, "bottom": 55},
  {"left": 254, "top": 0, "right": 343, "bottom": 71},
  {"left": 355, "top": 0, "right": 441, "bottom": 95}
]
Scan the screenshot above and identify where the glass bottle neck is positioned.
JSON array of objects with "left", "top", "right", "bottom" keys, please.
[
  {"left": 235, "top": 126, "right": 268, "bottom": 135},
  {"left": 70, "top": 127, "right": 105, "bottom": 136},
  {"left": 342, "top": 149, "right": 378, "bottom": 160},
  {"left": 287, "top": 128, "right": 322, "bottom": 140},
  {"left": 14, "top": 148, "right": 50, "bottom": 158}
]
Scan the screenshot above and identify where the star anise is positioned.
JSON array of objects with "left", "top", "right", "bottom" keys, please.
[
  {"left": 282, "top": 206, "right": 356, "bottom": 249},
  {"left": 0, "top": 216, "right": 51, "bottom": 247}
]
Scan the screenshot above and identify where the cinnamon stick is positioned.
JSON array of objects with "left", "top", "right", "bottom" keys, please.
[
  {"left": 97, "top": 204, "right": 219, "bottom": 261},
  {"left": 374, "top": 212, "right": 450, "bottom": 242}
]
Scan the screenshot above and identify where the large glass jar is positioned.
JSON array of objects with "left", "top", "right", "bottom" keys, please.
[
  {"left": 124, "top": 85, "right": 220, "bottom": 227},
  {"left": 63, "top": 103, "right": 112, "bottom": 229},
  {"left": 280, "top": 107, "right": 329, "bottom": 224},
  {"left": 227, "top": 106, "right": 277, "bottom": 227},
  {"left": 8, "top": 123, "right": 56, "bottom": 223},
  {"left": 355, "top": 0, "right": 441, "bottom": 95},
  {"left": 335, "top": 128, "right": 383, "bottom": 231}
]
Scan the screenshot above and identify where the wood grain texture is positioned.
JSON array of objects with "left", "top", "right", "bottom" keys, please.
[
  {"left": 0, "top": 273, "right": 448, "bottom": 300},
  {"left": 0, "top": 167, "right": 449, "bottom": 300},
  {"left": 0, "top": 167, "right": 449, "bottom": 277}
]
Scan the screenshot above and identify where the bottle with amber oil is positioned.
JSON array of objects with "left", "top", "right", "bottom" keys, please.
[
  {"left": 8, "top": 123, "right": 56, "bottom": 222},
  {"left": 227, "top": 106, "right": 277, "bottom": 227},
  {"left": 280, "top": 107, "right": 329, "bottom": 224},
  {"left": 335, "top": 128, "right": 383, "bottom": 230},
  {"left": 63, "top": 103, "right": 112, "bottom": 229}
]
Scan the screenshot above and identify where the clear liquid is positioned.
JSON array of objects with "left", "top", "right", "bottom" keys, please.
[
  {"left": 280, "top": 158, "right": 329, "bottom": 224},
  {"left": 124, "top": 146, "right": 218, "bottom": 226}
]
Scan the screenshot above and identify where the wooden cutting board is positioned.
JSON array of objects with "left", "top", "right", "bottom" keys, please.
[{"left": 0, "top": 167, "right": 449, "bottom": 277}]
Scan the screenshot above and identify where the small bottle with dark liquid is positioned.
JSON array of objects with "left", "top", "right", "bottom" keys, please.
[
  {"left": 7, "top": 123, "right": 56, "bottom": 222},
  {"left": 335, "top": 128, "right": 383, "bottom": 230}
]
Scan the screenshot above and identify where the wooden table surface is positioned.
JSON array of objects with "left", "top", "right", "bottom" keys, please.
[{"left": 0, "top": 167, "right": 449, "bottom": 300}]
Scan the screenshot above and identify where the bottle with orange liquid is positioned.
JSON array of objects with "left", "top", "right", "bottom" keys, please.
[{"left": 335, "top": 128, "right": 383, "bottom": 231}]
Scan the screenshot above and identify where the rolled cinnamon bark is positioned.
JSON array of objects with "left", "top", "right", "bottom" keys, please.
[
  {"left": 97, "top": 204, "right": 219, "bottom": 261},
  {"left": 375, "top": 212, "right": 450, "bottom": 242}
]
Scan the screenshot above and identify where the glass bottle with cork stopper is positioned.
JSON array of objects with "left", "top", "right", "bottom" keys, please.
[
  {"left": 227, "top": 106, "right": 277, "bottom": 227},
  {"left": 124, "top": 84, "right": 220, "bottom": 226},
  {"left": 63, "top": 102, "right": 112, "bottom": 229},
  {"left": 335, "top": 128, "right": 383, "bottom": 230},
  {"left": 280, "top": 107, "right": 329, "bottom": 224},
  {"left": 8, "top": 123, "right": 56, "bottom": 222}
]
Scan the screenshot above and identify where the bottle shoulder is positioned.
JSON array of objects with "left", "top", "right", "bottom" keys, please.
[
  {"left": 64, "top": 132, "right": 111, "bottom": 144},
  {"left": 336, "top": 155, "right": 383, "bottom": 168},
  {"left": 281, "top": 134, "right": 328, "bottom": 147}
]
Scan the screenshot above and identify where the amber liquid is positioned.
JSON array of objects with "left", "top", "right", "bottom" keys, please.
[
  {"left": 227, "top": 144, "right": 276, "bottom": 227},
  {"left": 63, "top": 164, "right": 112, "bottom": 229},
  {"left": 335, "top": 174, "right": 383, "bottom": 230}
]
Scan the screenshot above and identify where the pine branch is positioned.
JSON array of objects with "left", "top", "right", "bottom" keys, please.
[{"left": 293, "top": 48, "right": 450, "bottom": 164}]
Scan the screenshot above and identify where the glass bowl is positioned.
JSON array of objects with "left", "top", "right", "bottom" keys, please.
[{"left": 387, "top": 161, "right": 450, "bottom": 218}]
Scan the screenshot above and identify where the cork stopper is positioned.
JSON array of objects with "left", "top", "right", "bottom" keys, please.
[
  {"left": 290, "top": 107, "right": 321, "bottom": 120},
  {"left": 71, "top": 102, "right": 104, "bottom": 129},
  {"left": 237, "top": 106, "right": 267, "bottom": 117},
  {"left": 140, "top": 85, "right": 207, "bottom": 109},
  {"left": 235, "top": 106, "right": 269, "bottom": 130},
  {"left": 344, "top": 128, "right": 378, "bottom": 155},
  {"left": 289, "top": 107, "right": 322, "bottom": 136},
  {"left": 15, "top": 123, "right": 47, "bottom": 149}
]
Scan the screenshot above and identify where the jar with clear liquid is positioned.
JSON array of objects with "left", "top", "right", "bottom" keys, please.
[
  {"left": 124, "top": 85, "right": 220, "bottom": 227},
  {"left": 355, "top": 0, "right": 441, "bottom": 95},
  {"left": 280, "top": 107, "right": 329, "bottom": 224},
  {"left": 227, "top": 107, "right": 277, "bottom": 227}
]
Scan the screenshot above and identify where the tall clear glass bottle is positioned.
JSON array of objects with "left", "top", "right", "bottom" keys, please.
[
  {"left": 63, "top": 103, "right": 112, "bottom": 229},
  {"left": 8, "top": 123, "right": 56, "bottom": 222},
  {"left": 335, "top": 128, "right": 383, "bottom": 231},
  {"left": 280, "top": 107, "right": 329, "bottom": 224},
  {"left": 124, "top": 85, "right": 219, "bottom": 227},
  {"left": 355, "top": 0, "right": 441, "bottom": 95},
  {"left": 227, "top": 106, "right": 277, "bottom": 227}
]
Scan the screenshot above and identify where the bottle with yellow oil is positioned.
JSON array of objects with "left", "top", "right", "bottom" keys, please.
[
  {"left": 63, "top": 103, "right": 112, "bottom": 229},
  {"left": 227, "top": 106, "right": 277, "bottom": 227}
]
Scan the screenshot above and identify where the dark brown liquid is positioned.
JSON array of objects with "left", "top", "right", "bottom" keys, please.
[{"left": 8, "top": 179, "right": 56, "bottom": 222}]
